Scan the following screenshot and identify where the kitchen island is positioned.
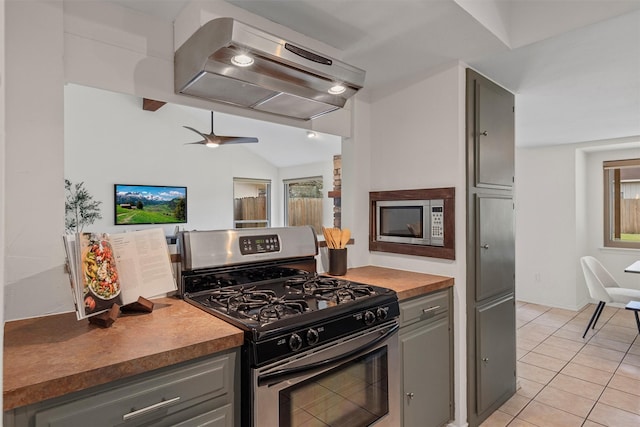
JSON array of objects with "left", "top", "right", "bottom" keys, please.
[{"left": 4, "top": 266, "right": 453, "bottom": 425}]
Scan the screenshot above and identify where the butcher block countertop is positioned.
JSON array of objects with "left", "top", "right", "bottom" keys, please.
[
  {"left": 3, "top": 266, "right": 453, "bottom": 411},
  {"left": 333, "top": 266, "right": 454, "bottom": 300},
  {"left": 3, "top": 297, "right": 244, "bottom": 411}
]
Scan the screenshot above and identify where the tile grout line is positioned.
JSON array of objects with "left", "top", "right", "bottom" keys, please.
[
  {"left": 580, "top": 325, "right": 640, "bottom": 425},
  {"left": 506, "top": 303, "right": 639, "bottom": 427},
  {"left": 506, "top": 303, "right": 621, "bottom": 426},
  {"left": 505, "top": 304, "right": 562, "bottom": 426}
]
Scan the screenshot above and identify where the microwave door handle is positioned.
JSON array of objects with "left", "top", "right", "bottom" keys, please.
[{"left": 257, "top": 323, "right": 399, "bottom": 387}]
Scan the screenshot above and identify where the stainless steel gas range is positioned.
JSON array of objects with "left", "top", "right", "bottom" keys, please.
[{"left": 178, "top": 226, "right": 400, "bottom": 427}]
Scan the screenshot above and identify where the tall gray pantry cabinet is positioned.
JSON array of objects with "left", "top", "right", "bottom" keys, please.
[{"left": 465, "top": 69, "right": 516, "bottom": 427}]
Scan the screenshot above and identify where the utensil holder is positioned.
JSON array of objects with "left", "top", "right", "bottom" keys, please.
[{"left": 328, "top": 248, "right": 347, "bottom": 276}]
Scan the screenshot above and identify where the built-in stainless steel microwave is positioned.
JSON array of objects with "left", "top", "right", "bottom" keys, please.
[{"left": 376, "top": 199, "right": 444, "bottom": 246}]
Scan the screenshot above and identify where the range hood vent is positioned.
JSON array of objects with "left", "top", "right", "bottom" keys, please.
[{"left": 174, "top": 18, "right": 365, "bottom": 120}]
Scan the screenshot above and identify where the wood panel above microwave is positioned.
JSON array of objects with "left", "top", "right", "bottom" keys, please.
[{"left": 369, "top": 188, "right": 455, "bottom": 259}]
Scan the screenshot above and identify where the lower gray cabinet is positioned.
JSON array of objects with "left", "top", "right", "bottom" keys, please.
[
  {"left": 399, "top": 288, "right": 453, "bottom": 427},
  {"left": 476, "top": 294, "right": 516, "bottom": 414},
  {"left": 4, "top": 349, "right": 238, "bottom": 427}
]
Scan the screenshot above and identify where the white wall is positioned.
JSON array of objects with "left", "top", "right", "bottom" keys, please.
[
  {"left": 5, "top": 0, "right": 68, "bottom": 320},
  {"left": 351, "top": 62, "right": 469, "bottom": 427},
  {"left": 64, "top": 83, "right": 280, "bottom": 236},
  {"left": 1, "top": 0, "right": 6, "bottom": 412},
  {"left": 515, "top": 137, "right": 640, "bottom": 310},
  {"left": 515, "top": 144, "right": 581, "bottom": 309},
  {"left": 342, "top": 98, "right": 372, "bottom": 269}
]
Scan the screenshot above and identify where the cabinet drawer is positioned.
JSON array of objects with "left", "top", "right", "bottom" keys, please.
[
  {"left": 172, "top": 403, "right": 232, "bottom": 427},
  {"left": 33, "top": 354, "right": 232, "bottom": 427},
  {"left": 400, "top": 290, "right": 449, "bottom": 327}
]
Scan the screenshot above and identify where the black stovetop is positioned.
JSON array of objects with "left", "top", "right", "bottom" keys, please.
[
  {"left": 188, "top": 274, "right": 384, "bottom": 323},
  {"left": 184, "top": 271, "right": 399, "bottom": 366}
]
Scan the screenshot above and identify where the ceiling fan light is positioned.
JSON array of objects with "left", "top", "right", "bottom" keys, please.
[
  {"left": 205, "top": 141, "right": 220, "bottom": 148},
  {"left": 231, "top": 54, "right": 254, "bottom": 67},
  {"left": 328, "top": 84, "right": 346, "bottom": 95}
]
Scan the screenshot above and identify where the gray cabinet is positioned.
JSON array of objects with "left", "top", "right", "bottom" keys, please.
[
  {"left": 466, "top": 68, "right": 516, "bottom": 427},
  {"left": 472, "top": 71, "right": 515, "bottom": 189},
  {"left": 475, "top": 195, "right": 515, "bottom": 301},
  {"left": 399, "top": 288, "right": 453, "bottom": 427},
  {"left": 476, "top": 294, "right": 516, "bottom": 414},
  {"left": 4, "top": 349, "right": 238, "bottom": 427}
]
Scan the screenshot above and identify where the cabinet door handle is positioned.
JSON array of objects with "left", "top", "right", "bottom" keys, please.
[
  {"left": 422, "top": 306, "right": 441, "bottom": 314},
  {"left": 481, "top": 244, "right": 489, "bottom": 249},
  {"left": 480, "top": 130, "right": 488, "bottom": 136},
  {"left": 122, "top": 396, "right": 181, "bottom": 421},
  {"left": 482, "top": 357, "right": 489, "bottom": 363},
  {"left": 406, "top": 392, "right": 415, "bottom": 399}
]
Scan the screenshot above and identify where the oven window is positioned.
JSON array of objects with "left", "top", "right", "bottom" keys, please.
[
  {"left": 279, "top": 347, "right": 388, "bottom": 427},
  {"left": 380, "top": 206, "right": 423, "bottom": 238}
]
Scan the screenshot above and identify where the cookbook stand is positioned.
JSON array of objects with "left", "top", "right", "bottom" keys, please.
[{"left": 88, "top": 296, "right": 154, "bottom": 328}]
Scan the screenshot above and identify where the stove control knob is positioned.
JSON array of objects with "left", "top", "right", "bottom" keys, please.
[
  {"left": 306, "top": 328, "right": 320, "bottom": 346},
  {"left": 289, "top": 333, "right": 303, "bottom": 352},
  {"left": 377, "top": 307, "right": 388, "bottom": 321},
  {"left": 364, "top": 310, "right": 376, "bottom": 326}
]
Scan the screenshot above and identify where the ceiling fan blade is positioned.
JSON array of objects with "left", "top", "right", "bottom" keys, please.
[
  {"left": 183, "top": 117, "right": 258, "bottom": 147},
  {"left": 183, "top": 126, "right": 207, "bottom": 139},
  {"left": 184, "top": 140, "right": 207, "bottom": 145},
  {"left": 217, "top": 136, "right": 259, "bottom": 144}
]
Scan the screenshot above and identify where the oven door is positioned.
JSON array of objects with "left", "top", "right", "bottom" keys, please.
[{"left": 252, "top": 321, "right": 400, "bottom": 427}]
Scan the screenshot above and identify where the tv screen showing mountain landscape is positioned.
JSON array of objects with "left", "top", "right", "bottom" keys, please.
[{"left": 114, "top": 184, "right": 187, "bottom": 225}]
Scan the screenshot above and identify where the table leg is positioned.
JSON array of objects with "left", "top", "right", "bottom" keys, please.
[{"left": 635, "top": 311, "right": 640, "bottom": 334}]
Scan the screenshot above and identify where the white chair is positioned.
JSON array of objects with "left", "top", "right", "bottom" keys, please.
[{"left": 580, "top": 256, "right": 640, "bottom": 338}]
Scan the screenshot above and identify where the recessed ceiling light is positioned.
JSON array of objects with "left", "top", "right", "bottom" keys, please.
[
  {"left": 231, "top": 54, "right": 254, "bottom": 67},
  {"left": 307, "top": 131, "right": 317, "bottom": 138},
  {"left": 328, "top": 84, "right": 346, "bottom": 95}
]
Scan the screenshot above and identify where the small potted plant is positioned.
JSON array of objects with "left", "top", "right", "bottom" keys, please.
[{"left": 65, "top": 179, "right": 102, "bottom": 233}]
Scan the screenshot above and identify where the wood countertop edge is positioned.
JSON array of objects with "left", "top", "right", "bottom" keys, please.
[{"left": 395, "top": 277, "right": 455, "bottom": 301}]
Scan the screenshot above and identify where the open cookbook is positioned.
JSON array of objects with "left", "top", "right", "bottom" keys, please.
[{"left": 63, "top": 228, "right": 177, "bottom": 320}]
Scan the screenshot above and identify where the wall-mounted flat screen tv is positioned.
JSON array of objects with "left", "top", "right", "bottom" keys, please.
[{"left": 114, "top": 184, "right": 187, "bottom": 225}]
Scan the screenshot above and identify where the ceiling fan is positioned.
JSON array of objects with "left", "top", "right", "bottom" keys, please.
[{"left": 183, "top": 111, "right": 258, "bottom": 148}]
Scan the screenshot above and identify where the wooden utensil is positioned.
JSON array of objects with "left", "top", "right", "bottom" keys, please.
[
  {"left": 331, "top": 228, "right": 342, "bottom": 249},
  {"left": 340, "top": 228, "right": 351, "bottom": 248},
  {"left": 322, "top": 226, "right": 335, "bottom": 249}
]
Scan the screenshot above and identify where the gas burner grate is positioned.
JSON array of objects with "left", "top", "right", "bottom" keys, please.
[
  {"left": 258, "top": 298, "right": 309, "bottom": 322},
  {"left": 286, "top": 275, "right": 376, "bottom": 303},
  {"left": 203, "top": 286, "right": 312, "bottom": 323}
]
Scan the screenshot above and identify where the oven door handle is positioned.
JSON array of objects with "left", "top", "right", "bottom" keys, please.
[{"left": 257, "top": 323, "right": 399, "bottom": 387}]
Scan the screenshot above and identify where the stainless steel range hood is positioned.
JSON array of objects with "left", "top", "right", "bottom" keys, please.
[{"left": 174, "top": 17, "right": 366, "bottom": 120}]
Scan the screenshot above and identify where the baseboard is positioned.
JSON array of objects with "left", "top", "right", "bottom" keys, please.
[{"left": 516, "top": 296, "right": 585, "bottom": 312}]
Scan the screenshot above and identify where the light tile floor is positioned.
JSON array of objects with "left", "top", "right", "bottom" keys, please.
[{"left": 480, "top": 301, "right": 640, "bottom": 427}]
